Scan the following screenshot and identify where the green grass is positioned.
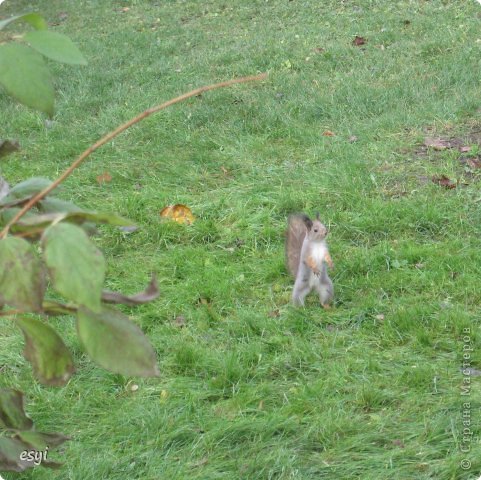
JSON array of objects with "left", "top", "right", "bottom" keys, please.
[{"left": 1, "top": 0, "right": 481, "bottom": 478}]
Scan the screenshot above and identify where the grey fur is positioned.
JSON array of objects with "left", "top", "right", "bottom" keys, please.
[{"left": 287, "top": 214, "right": 334, "bottom": 307}]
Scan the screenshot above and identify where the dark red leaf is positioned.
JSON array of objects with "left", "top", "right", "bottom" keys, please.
[
  {"left": 431, "top": 175, "right": 456, "bottom": 189},
  {"left": 352, "top": 36, "right": 367, "bottom": 46},
  {"left": 101, "top": 275, "right": 159, "bottom": 306}
]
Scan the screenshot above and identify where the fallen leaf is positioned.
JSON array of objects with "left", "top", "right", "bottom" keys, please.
[
  {"left": 424, "top": 137, "right": 451, "bottom": 150},
  {"left": 159, "top": 204, "right": 195, "bottom": 224},
  {"left": 313, "top": 47, "right": 325, "bottom": 53},
  {"left": 392, "top": 439, "right": 405, "bottom": 448},
  {"left": 58, "top": 12, "right": 68, "bottom": 21},
  {"left": 101, "top": 275, "right": 159, "bottom": 306},
  {"left": 415, "top": 263, "right": 425, "bottom": 269},
  {"left": 0, "top": 139, "right": 20, "bottom": 158},
  {"left": 96, "top": 172, "right": 112, "bottom": 184},
  {"left": 174, "top": 315, "right": 186, "bottom": 327},
  {"left": 431, "top": 175, "right": 456, "bottom": 189},
  {"left": 466, "top": 158, "right": 481, "bottom": 169},
  {"left": 375, "top": 314, "right": 385, "bottom": 321},
  {"left": 121, "top": 7, "right": 130, "bottom": 12},
  {"left": 349, "top": 135, "right": 358, "bottom": 143},
  {"left": 220, "top": 166, "right": 229, "bottom": 175},
  {"left": 322, "top": 130, "right": 335, "bottom": 137},
  {"left": 459, "top": 146, "right": 471, "bottom": 153},
  {"left": 258, "top": 400, "right": 264, "bottom": 410},
  {"left": 160, "top": 389, "right": 169, "bottom": 400},
  {"left": 268, "top": 309, "right": 280, "bottom": 318},
  {"left": 352, "top": 36, "right": 367, "bottom": 46}
]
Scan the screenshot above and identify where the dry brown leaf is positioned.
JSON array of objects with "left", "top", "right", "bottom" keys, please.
[
  {"left": 459, "top": 146, "right": 471, "bottom": 153},
  {"left": 424, "top": 137, "right": 451, "bottom": 150},
  {"left": 353, "top": 36, "right": 367, "bottom": 46},
  {"left": 96, "top": 172, "right": 112, "bottom": 184},
  {"left": 322, "top": 130, "right": 335, "bottom": 137},
  {"left": 268, "top": 309, "right": 280, "bottom": 318},
  {"left": 466, "top": 158, "right": 481, "bottom": 169},
  {"left": 431, "top": 175, "right": 456, "bottom": 189},
  {"left": 220, "top": 166, "right": 229, "bottom": 176},
  {"left": 313, "top": 47, "right": 325, "bottom": 53},
  {"left": 159, "top": 204, "right": 195, "bottom": 224}
]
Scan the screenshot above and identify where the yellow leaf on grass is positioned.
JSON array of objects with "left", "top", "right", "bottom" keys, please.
[
  {"left": 96, "top": 171, "right": 112, "bottom": 184},
  {"left": 159, "top": 204, "right": 195, "bottom": 224}
]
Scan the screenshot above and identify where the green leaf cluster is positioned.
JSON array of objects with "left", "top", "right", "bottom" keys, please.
[
  {"left": 0, "top": 176, "right": 160, "bottom": 383},
  {"left": 0, "top": 389, "right": 69, "bottom": 471},
  {"left": 0, "top": 12, "right": 87, "bottom": 116},
  {"left": 0, "top": 13, "right": 160, "bottom": 470},
  {"left": 0, "top": 180, "right": 160, "bottom": 472}
]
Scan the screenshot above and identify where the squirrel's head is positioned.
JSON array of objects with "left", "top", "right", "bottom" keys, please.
[{"left": 304, "top": 214, "right": 328, "bottom": 240}]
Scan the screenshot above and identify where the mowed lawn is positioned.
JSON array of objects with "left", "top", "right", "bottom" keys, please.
[{"left": 1, "top": 0, "right": 481, "bottom": 478}]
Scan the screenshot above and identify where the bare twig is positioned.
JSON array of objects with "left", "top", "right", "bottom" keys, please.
[{"left": 0, "top": 73, "right": 268, "bottom": 238}]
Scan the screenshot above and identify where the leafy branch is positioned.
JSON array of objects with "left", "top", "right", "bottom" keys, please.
[{"left": 0, "top": 10, "right": 267, "bottom": 472}]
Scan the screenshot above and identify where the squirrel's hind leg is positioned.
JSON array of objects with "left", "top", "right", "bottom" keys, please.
[
  {"left": 314, "top": 277, "right": 334, "bottom": 309},
  {"left": 292, "top": 281, "right": 311, "bottom": 306}
]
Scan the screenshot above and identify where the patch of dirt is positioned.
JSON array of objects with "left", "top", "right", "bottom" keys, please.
[{"left": 411, "top": 125, "right": 481, "bottom": 188}]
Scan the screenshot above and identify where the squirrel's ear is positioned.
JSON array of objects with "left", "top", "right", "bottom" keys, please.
[{"left": 302, "top": 215, "right": 313, "bottom": 230}]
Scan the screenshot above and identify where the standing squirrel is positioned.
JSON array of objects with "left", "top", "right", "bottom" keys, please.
[{"left": 286, "top": 213, "right": 334, "bottom": 308}]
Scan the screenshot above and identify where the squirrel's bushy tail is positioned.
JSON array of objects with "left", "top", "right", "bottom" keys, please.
[{"left": 286, "top": 214, "right": 308, "bottom": 276}]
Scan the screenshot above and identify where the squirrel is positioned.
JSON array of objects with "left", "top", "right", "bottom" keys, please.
[{"left": 285, "top": 213, "right": 334, "bottom": 308}]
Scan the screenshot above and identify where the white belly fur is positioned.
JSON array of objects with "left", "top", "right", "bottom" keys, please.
[
  {"left": 308, "top": 242, "right": 327, "bottom": 288},
  {"left": 310, "top": 243, "right": 327, "bottom": 265}
]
